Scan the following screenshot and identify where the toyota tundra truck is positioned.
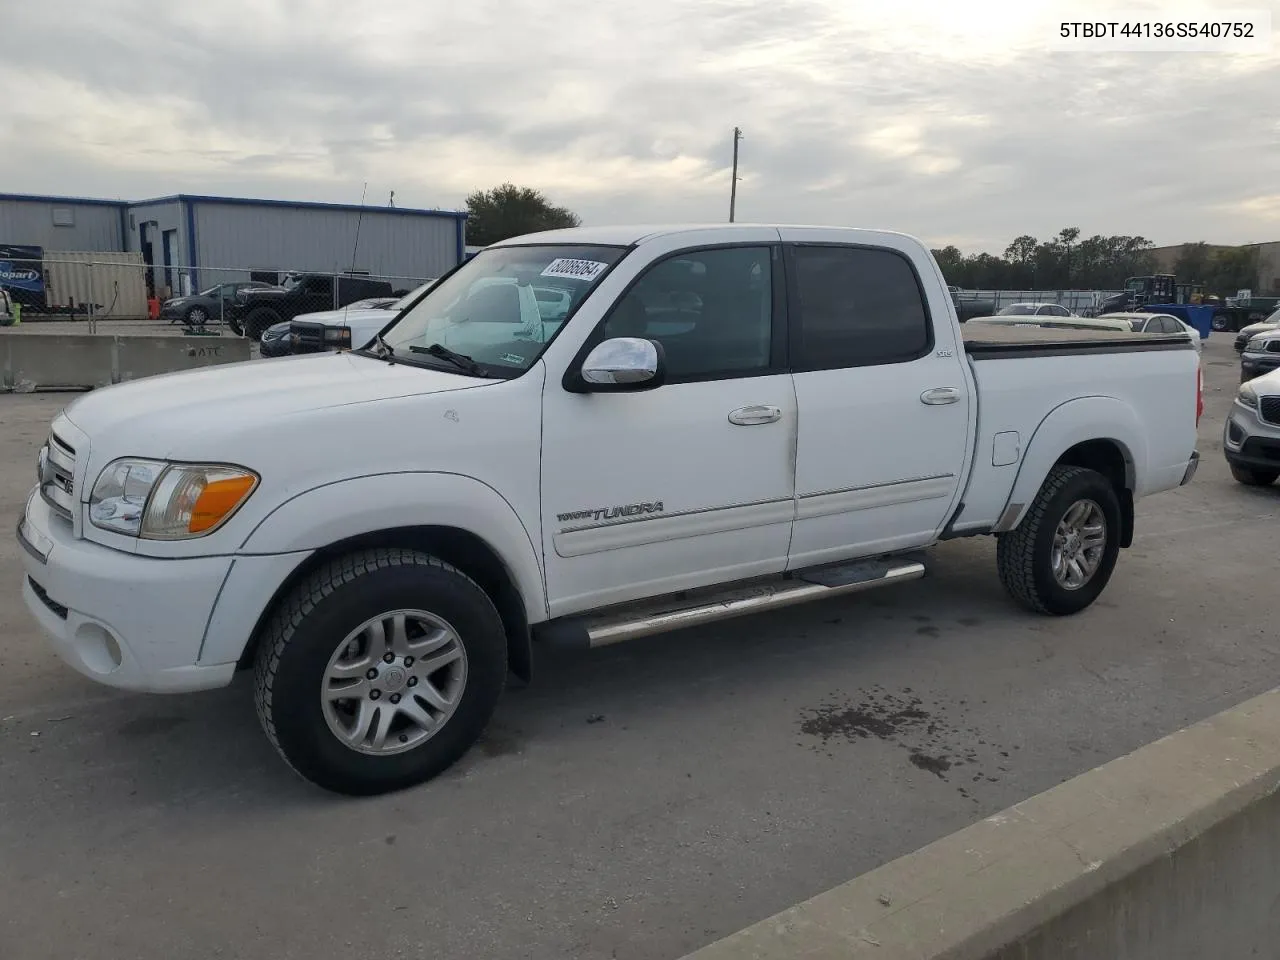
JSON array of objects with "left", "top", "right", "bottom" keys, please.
[{"left": 17, "top": 224, "right": 1202, "bottom": 796}]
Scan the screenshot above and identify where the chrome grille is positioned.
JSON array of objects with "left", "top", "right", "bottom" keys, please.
[
  {"left": 39, "top": 430, "right": 76, "bottom": 521},
  {"left": 1260, "top": 396, "right": 1280, "bottom": 427}
]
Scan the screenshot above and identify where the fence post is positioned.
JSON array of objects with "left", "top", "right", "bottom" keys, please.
[
  {"left": 332, "top": 274, "right": 339, "bottom": 310},
  {"left": 87, "top": 261, "right": 96, "bottom": 334}
]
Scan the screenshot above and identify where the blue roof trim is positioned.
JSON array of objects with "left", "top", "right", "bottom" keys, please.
[
  {"left": 131, "top": 193, "right": 469, "bottom": 220},
  {"left": 0, "top": 192, "right": 128, "bottom": 209}
]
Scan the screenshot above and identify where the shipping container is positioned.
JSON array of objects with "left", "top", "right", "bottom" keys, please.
[{"left": 42, "top": 252, "right": 149, "bottom": 320}]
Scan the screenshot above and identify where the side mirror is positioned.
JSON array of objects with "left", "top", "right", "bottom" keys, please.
[{"left": 571, "top": 337, "right": 665, "bottom": 392}]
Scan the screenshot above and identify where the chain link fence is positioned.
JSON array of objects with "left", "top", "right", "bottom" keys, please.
[
  {"left": 953, "top": 288, "right": 1126, "bottom": 318},
  {"left": 0, "top": 254, "right": 436, "bottom": 334}
]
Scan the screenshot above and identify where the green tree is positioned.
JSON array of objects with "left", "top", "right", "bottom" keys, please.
[
  {"left": 1206, "top": 246, "right": 1259, "bottom": 296},
  {"left": 1057, "top": 227, "right": 1081, "bottom": 285},
  {"left": 465, "top": 183, "right": 581, "bottom": 246},
  {"left": 1173, "top": 242, "right": 1212, "bottom": 283},
  {"left": 1004, "top": 235, "right": 1038, "bottom": 286}
]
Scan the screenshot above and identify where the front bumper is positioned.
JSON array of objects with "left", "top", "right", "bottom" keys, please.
[
  {"left": 1223, "top": 402, "right": 1280, "bottom": 472},
  {"left": 17, "top": 490, "right": 238, "bottom": 693}
]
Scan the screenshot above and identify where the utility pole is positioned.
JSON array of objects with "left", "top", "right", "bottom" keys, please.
[{"left": 729, "top": 126, "right": 743, "bottom": 222}]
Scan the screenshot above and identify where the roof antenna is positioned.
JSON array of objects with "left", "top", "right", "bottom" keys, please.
[{"left": 350, "top": 181, "right": 368, "bottom": 274}]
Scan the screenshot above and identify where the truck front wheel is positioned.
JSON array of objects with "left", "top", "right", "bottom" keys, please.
[
  {"left": 253, "top": 548, "right": 508, "bottom": 795},
  {"left": 996, "top": 465, "right": 1121, "bottom": 616},
  {"left": 244, "top": 308, "right": 281, "bottom": 340}
]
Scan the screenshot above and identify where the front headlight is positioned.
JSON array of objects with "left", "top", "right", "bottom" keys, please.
[
  {"left": 1238, "top": 383, "right": 1259, "bottom": 408},
  {"left": 89, "top": 459, "right": 259, "bottom": 539},
  {"left": 324, "top": 326, "right": 352, "bottom": 346},
  {"left": 1244, "top": 338, "right": 1272, "bottom": 356}
]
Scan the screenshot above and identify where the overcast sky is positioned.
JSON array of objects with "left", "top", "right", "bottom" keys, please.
[{"left": 1, "top": 0, "right": 1276, "bottom": 253}]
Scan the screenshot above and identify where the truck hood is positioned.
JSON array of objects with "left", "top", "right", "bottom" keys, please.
[
  {"left": 293, "top": 307, "right": 396, "bottom": 327},
  {"left": 60, "top": 352, "right": 481, "bottom": 453}
]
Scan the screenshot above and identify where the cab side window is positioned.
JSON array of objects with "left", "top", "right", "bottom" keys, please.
[
  {"left": 599, "top": 246, "right": 775, "bottom": 381},
  {"left": 789, "top": 245, "right": 931, "bottom": 372}
]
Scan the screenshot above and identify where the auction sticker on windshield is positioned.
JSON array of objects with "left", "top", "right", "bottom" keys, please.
[{"left": 541, "top": 258, "right": 609, "bottom": 281}]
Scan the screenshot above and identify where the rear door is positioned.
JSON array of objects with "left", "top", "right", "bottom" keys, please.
[{"left": 780, "top": 230, "right": 974, "bottom": 570}]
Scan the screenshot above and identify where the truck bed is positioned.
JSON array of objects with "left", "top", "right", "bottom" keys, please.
[{"left": 962, "top": 324, "right": 1192, "bottom": 359}]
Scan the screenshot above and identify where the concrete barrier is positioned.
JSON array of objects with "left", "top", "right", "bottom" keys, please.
[
  {"left": 2, "top": 334, "right": 251, "bottom": 392},
  {"left": 680, "top": 688, "right": 1280, "bottom": 960}
]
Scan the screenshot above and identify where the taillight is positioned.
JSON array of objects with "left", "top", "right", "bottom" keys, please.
[{"left": 1196, "top": 363, "right": 1204, "bottom": 426}]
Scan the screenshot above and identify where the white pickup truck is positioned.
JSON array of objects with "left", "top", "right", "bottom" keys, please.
[{"left": 17, "top": 224, "right": 1202, "bottom": 795}]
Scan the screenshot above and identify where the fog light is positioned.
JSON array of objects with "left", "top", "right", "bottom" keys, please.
[{"left": 74, "top": 622, "right": 123, "bottom": 674}]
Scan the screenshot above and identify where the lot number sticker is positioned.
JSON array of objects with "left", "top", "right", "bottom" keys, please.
[{"left": 541, "top": 258, "right": 609, "bottom": 282}]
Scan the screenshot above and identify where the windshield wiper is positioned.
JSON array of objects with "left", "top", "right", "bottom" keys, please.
[{"left": 409, "top": 342, "right": 484, "bottom": 375}]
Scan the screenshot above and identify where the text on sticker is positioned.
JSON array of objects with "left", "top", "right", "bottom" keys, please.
[{"left": 541, "top": 259, "right": 608, "bottom": 282}]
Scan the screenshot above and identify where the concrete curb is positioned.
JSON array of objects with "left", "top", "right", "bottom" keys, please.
[
  {"left": 1, "top": 333, "right": 251, "bottom": 391},
  {"left": 679, "top": 688, "right": 1280, "bottom": 959}
]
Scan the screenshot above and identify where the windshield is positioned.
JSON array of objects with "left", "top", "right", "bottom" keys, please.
[
  {"left": 391, "top": 281, "right": 437, "bottom": 311},
  {"left": 997, "top": 304, "right": 1037, "bottom": 316},
  {"left": 1125, "top": 278, "right": 1145, "bottom": 291},
  {"left": 375, "top": 245, "right": 626, "bottom": 375}
]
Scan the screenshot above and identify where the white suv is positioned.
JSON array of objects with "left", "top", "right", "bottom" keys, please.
[{"left": 1224, "top": 369, "right": 1280, "bottom": 486}]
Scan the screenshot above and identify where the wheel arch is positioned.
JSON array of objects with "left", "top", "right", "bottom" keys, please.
[
  {"left": 237, "top": 524, "right": 533, "bottom": 682},
  {"left": 996, "top": 397, "right": 1145, "bottom": 546},
  {"left": 230, "top": 472, "right": 547, "bottom": 682}
]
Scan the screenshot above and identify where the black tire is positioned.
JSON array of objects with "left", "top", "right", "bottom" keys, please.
[
  {"left": 996, "top": 465, "right": 1122, "bottom": 616},
  {"left": 227, "top": 317, "right": 243, "bottom": 336},
  {"left": 186, "top": 305, "right": 209, "bottom": 327},
  {"left": 254, "top": 548, "right": 507, "bottom": 796},
  {"left": 1212, "top": 314, "right": 1229, "bottom": 332},
  {"left": 1230, "top": 464, "right": 1279, "bottom": 486},
  {"left": 244, "top": 307, "right": 282, "bottom": 341}
]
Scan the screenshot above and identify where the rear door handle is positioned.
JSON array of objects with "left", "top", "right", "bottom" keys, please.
[
  {"left": 920, "top": 387, "right": 961, "bottom": 405},
  {"left": 728, "top": 404, "right": 782, "bottom": 425}
]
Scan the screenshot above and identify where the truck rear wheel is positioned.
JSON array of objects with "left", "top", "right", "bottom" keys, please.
[
  {"left": 253, "top": 548, "right": 507, "bottom": 796},
  {"left": 996, "top": 465, "right": 1121, "bottom": 616}
]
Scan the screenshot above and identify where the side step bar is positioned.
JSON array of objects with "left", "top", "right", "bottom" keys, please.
[{"left": 537, "top": 556, "right": 926, "bottom": 650}]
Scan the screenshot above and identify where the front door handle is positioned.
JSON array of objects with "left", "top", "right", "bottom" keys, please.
[
  {"left": 728, "top": 404, "right": 782, "bottom": 426},
  {"left": 920, "top": 387, "right": 961, "bottom": 405}
]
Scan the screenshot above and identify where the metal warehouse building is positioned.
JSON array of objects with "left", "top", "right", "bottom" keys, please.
[
  {"left": 0, "top": 193, "right": 129, "bottom": 251},
  {"left": 123, "top": 195, "right": 467, "bottom": 296},
  {"left": 1, "top": 191, "right": 467, "bottom": 302}
]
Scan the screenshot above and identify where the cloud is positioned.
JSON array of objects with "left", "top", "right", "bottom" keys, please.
[{"left": 1, "top": 0, "right": 1277, "bottom": 253}]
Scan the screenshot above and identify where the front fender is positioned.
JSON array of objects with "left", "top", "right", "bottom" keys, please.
[
  {"left": 998, "top": 396, "right": 1146, "bottom": 531},
  {"left": 238, "top": 472, "right": 547, "bottom": 622}
]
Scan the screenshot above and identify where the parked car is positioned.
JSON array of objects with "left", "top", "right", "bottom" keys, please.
[
  {"left": 257, "top": 320, "right": 295, "bottom": 358},
  {"left": 1098, "top": 312, "right": 1202, "bottom": 353},
  {"left": 947, "top": 285, "right": 996, "bottom": 322},
  {"left": 966, "top": 313, "right": 1133, "bottom": 333},
  {"left": 226, "top": 273, "right": 396, "bottom": 341},
  {"left": 289, "top": 283, "right": 436, "bottom": 354},
  {"left": 1234, "top": 308, "right": 1280, "bottom": 352},
  {"left": 17, "top": 224, "right": 1201, "bottom": 796},
  {"left": 1224, "top": 369, "right": 1280, "bottom": 486},
  {"left": 159, "top": 282, "right": 273, "bottom": 327},
  {"left": 1240, "top": 331, "right": 1280, "bottom": 382},
  {"left": 994, "top": 302, "right": 1077, "bottom": 318}
]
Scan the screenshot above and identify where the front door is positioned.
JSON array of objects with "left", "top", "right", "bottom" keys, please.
[
  {"left": 539, "top": 240, "right": 796, "bottom": 618},
  {"left": 780, "top": 230, "right": 973, "bottom": 569}
]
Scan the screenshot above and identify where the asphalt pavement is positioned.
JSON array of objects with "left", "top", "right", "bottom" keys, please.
[{"left": 0, "top": 335, "right": 1275, "bottom": 960}]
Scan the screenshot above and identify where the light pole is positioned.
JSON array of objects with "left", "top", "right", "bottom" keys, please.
[{"left": 729, "top": 127, "right": 743, "bottom": 222}]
